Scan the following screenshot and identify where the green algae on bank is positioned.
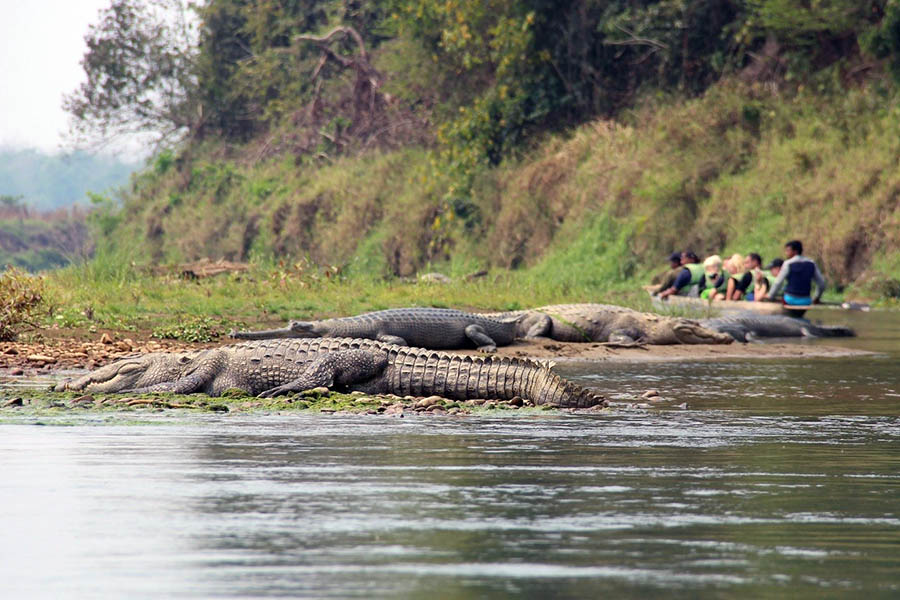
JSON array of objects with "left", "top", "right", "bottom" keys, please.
[{"left": 0, "top": 387, "right": 605, "bottom": 424}]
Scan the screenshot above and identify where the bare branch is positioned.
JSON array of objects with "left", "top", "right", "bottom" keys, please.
[{"left": 604, "top": 24, "right": 669, "bottom": 51}]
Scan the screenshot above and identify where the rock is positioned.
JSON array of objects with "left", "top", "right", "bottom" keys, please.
[
  {"left": 675, "top": 402, "right": 688, "bottom": 409},
  {"left": 415, "top": 396, "right": 443, "bottom": 408},
  {"left": 508, "top": 396, "right": 524, "bottom": 407},
  {"left": 9, "top": 368, "right": 24, "bottom": 376},
  {"left": 99, "top": 333, "right": 113, "bottom": 344},
  {"left": 301, "top": 387, "right": 330, "bottom": 397},
  {"left": 540, "top": 403, "right": 560, "bottom": 411},
  {"left": 466, "top": 399, "right": 486, "bottom": 406},
  {"left": 27, "top": 354, "right": 55, "bottom": 363},
  {"left": 641, "top": 389, "right": 660, "bottom": 399},
  {"left": 384, "top": 403, "right": 405, "bottom": 417},
  {"left": 2, "top": 347, "right": 18, "bottom": 355},
  {"left": 350, "top": 391, "right": 365, "bottom": 396},
  {"left": 71, "top": 395, "right": 95, "bottom": 405},
  {"left": 3, "top": 397, "right": 24, "bottom": 407}
]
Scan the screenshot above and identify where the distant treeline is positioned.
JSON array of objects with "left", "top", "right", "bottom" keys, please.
[
  {"left": 0, "top": 204, "right": 90, "bottom": 272},
  {"left": 0, "top": 148, "right": 137, "bottom": 210},
  {"left": 68, "top": 0, "right": 900, "bottom": 167}
]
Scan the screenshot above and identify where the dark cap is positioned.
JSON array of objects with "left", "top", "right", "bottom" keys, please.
[
  {"left": 668, "top": 252, "right": 682, "bottom": 263},
  {"left": 764, "top": 258, "right": 784, "bottom": 269}
]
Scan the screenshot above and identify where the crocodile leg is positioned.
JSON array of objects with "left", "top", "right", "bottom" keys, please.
[
  {"left": 375, "top": 333, "right": 408, "bottom": 345},
  {"left": 464, "top": 324, "right": 499, "bottom": 353},
  {"left": 522, "top": 314, "right": 553, "bottom": 338},
  {"left": 258, "top": 349, "right": 388, "bottom": 398}
]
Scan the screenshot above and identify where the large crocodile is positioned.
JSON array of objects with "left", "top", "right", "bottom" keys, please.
[
  {"left": 230, "top": 308, "right": 519, "bottom": 352},
  {"left": 699, "top": 314, "right": 856, "bottom": 343},
  {"left": 485, "top": 304, "right": 733, "bottom": 345},
  {"left": 55, "top": 338, "right": 606, "bottom": 408}
]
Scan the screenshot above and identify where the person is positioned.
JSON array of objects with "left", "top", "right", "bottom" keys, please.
[
  {"left": 658, "top": 250, "right": 705, "bottom": 298},
  {"left": 744, "top": 253, "right": 763, "bottom": 301},
  {"left": 762, "top": 240, "right": 825, "bottom": 305},
  {"left": 700, "top": 255, "right": 728, "bottom": 300},
  {"left": 753, "top": 256, "right": 782, "bottom": 302},
  {"left": 724, "top": 253, "right": 752, "bottom": 300},
  {"left": 651, "top": 252, "right": 686, "bottom": 296}
]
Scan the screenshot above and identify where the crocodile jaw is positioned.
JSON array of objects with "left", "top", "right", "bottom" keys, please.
[
  {"left": 673, "top": 322, "right": 734, "bottom": 345},
  {"left": 55, "top": 353, "right": 192, "bottom": 393}
]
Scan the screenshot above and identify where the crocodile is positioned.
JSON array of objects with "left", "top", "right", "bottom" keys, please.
[
  {"left": 230, "top": 307, "right": 519, "bottom": 352},
  {"left": 699, "top": 314, "right": 856, "bottom": 343},
  {"left": 54, "top": 338, "right": 606, "bottom": 408},
  {"left": 484, "top": 304, "right": 733, "bottom": 345}
]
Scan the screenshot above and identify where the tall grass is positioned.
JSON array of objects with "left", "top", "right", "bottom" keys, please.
[{"left": 57, "top": 78, "right": 900, "bottom": 324}]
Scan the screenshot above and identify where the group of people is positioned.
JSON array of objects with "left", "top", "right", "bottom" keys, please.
[{"left": 653, "top": 240, "right": 826, "bottom": 306}]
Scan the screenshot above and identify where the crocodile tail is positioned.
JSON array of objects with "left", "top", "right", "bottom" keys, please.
[{"left": 384, "top": 349, "right": 605, "bottom": 408}]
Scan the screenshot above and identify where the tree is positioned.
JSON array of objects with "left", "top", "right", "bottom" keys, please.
[{"left": 64, "top": 0, "right": 199, "bottom": 149}]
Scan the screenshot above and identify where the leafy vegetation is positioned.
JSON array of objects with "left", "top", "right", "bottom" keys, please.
[
  {"left": 56, "top": 0, "right": 900, "bottom": 306},
  {"left": 151, "top": 316, "right": 230, "bottom": 342},
  {"left": 0, "top": 267, "right": 45, "bottom": 341}
]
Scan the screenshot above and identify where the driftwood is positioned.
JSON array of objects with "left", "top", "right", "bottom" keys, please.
[{"left": 149, "top": 258, "right": 250, "bottom": 280}]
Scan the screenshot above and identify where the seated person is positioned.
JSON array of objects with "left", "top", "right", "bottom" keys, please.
[
  {"left": 724, "top": 253, "right": 752, "bottom": 300},
  {"left": 751, "top": 256, "right": 782, "bottom": 301},
  {"left": 744, "top": 253, "right": 763, "bottom": 300},
  {"left": 700, "top": 255, "right": 728, "bottom": 300},
  {"left": 759, "top": 257, "right": 785, "bottom": 302},
  {"left": 658, "top": 250, "right": 705, "bottom": 298},
  {"left": 763, "top": 240, "right": 825, "bottom": 305},
  {"left": 651, "top": 252, "right": 685, "bottom": 296}
]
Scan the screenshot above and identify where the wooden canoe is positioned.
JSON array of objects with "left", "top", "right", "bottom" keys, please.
[{"left": 644, "top": 286, "right": 816, "bottom": 316}]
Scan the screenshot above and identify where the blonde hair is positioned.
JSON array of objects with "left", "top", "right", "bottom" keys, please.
[
  {"left": 725, "top": 253, "right": 744, "bottom": 273},
  {"left": 703, "top": 254, "right": 722, "bottom": 272}
]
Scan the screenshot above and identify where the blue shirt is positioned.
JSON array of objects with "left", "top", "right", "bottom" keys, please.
[{"left": 769, "top": 255, "right": 826, "bottom": 301}]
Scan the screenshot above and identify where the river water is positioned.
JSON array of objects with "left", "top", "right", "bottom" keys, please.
[{"left": 1, "top": 310, "right": 898, "bottom": 599}]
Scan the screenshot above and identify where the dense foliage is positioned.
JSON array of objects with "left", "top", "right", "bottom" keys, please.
[
  {"left": 68, "top": 1, "right": 900, "bottom": 160},
  {"left": 0, "top": 267, "right": 45, "bottom": 341},
  {"left": 62, "top": 0, "right": 900, "bottom": 299}
]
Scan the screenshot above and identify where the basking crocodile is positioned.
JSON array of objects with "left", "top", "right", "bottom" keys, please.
[
  {"left": 230, "top": 308, "right": 519, "bottom": 352},
  {"left": 55, "top": 338, "right": 605, "bottom": 408},
  {"left": 484, "top": 304, "right": 733, "bottom": 345},
  {"left": 699, "top": 314, "right": 856, "bottom": 343}
]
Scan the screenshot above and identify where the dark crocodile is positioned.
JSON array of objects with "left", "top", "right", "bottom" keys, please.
[
  {"left": 485, "top": 304, "right": 733, "bottom": 345},
  {"left": 230, "top": 308, "right": 519, "bottom": 352},
  {"left": 699, "top": 314, "right": 856, "bottom": 343},
  {"left": 55, "top": 338, "right": 605, "bottom": 408}
]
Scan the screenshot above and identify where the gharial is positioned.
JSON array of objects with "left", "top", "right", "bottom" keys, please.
[
  {"left": 230, "top": 307, "right": 520, "bottom": 353},
  {"left": 55, "top": 338, "right": 606, "bottom": 408},
  {"left": 698, "top": 314, "right": 856, "bottom": 343},
  {"left": 482, "top": 304, "right": 734, "bottom": 345}
]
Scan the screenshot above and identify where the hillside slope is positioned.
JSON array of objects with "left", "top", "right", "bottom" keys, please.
[{"left": 96, "top": 80, "right": 899, "bottom": 299}]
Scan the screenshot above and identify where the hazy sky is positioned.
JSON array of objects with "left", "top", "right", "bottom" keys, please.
[{"left": 0, "top": 1, "right": 113, "bottom": 153}]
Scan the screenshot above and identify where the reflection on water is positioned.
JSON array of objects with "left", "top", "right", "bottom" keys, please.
[{"left": 1, "top": 310, "right": 898, "bottom": 599}]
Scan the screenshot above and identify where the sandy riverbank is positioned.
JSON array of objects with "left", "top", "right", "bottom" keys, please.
[{"left": 0, "top": 330, "right": 874, "bottom": 378}]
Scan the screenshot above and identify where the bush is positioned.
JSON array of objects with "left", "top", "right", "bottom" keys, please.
[{"left": 0, "top": 266, "right": 45, "bottom": 341}]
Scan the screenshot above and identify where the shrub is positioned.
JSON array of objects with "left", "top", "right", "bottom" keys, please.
[{"left": 0, "top": 266, "right": 45, "bottom": 341}]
